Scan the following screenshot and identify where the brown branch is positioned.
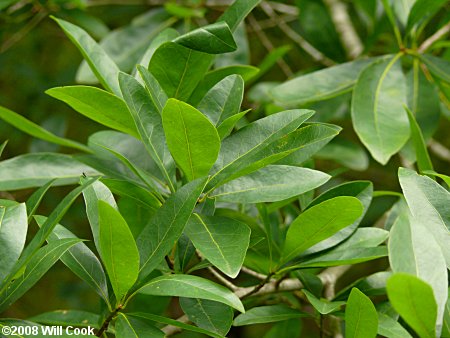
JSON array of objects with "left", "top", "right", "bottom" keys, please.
[{"left": 96, "top": 305, "right": 122, "bottom": 337}]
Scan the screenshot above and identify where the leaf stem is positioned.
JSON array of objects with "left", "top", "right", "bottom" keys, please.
[{"left": 96, "top": 304, "right": 122, "bottom": 337}]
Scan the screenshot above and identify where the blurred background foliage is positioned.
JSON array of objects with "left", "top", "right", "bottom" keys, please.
[{"left": 1, "top": 0, "right": 449, "bottom": 336}]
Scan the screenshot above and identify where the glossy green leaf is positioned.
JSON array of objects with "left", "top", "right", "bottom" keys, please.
[
  {"left": 34, "top": 216, "right": 109, "bottom": 303},
  {"left": 25, "top": 180, "right": 56, "bottom": 223},
  {"left": 149, "top": 42, "right": 213, "bottom": 101},
  {"left": 392, "top": 0, "right": 416, "bottom": 26},
  {"left": 423, "top": 170, "right": 450, "bottom": 186},
  {"left": 128, "top": 312, "right": 224, "bottom": 338},
  {"left": 139, "top": 274, "right": 244, "bottom": 312},
  {"left": 352, "top": 55, "right": 409, "bottom": 164},
  {"left": 275, "top": 123, "right": 342, "bottom": 166},
  {"left": 207, "top": 109, "right": 314, "bottom": 189},
  {"left": 163, "top": 99, "right": 220, "bottom": 181},
  {"left": 271, "top": 59, "right": 374, "bottom": 106},
  {"left": 101, "top": 178, "right": 161, "bottom": 211},
  {"left": 98, "top": 201, "right": 139, "bottom": 303},
  {"left": 421, "top": 54, "right": 450, "bottom": 83},
  {"left": 398, "top": 168, "right": 450, "bottom": 267},
  {"left": 297, "top": 246, "right": 388, "bottom": 268},
  {"left": 0, "top": 106, "right": 90, "bottom": 153},
  {"left": 405, "top": 106, "right": 433, "bottom": 172},
  {"left": 303, "top": 290, "right": 345, "bottom": 315},
  {"left": 0, "top": 238, "right": 81, "bottom": 312},
  {"left": 0, "top": 153, "right": 97, "bottom": 191},
  {"left": 387, "top": 273, "right": 437, "bottom": 338},
  {"left": 197, "top": 74, "right": 244, "bottom": 126},
  {"left": 217, "top": 109, "right": 249, "bottom": 140},
  {"left": 82, "top": 180, "right": 117, "bottom": 252},
  {"left": 189, "top": 65, "right": 259, "bottom": 106},
  {"left": 52, "top": 17, "right": 121, "bottom": 96},
  {"left": 180, "top": 298, "right": 233, "bottom": 336},
  {"left": 77, "top": 8, "right": 174, "bottom": 82},
  {"left": 281, "top": 196, "right": 364, "bottom": 264},
  {"left": 118, "top": 72, "right": 175, "bottom": 190},
  {"left": 115, "top": 313, "right": 164, "bottom": 338},
  {"left": 316, "top": 139, "right": 369, "bottom": 171},
  {"left": 138, "top": 27, "right": 179, "bottom": 70},
  {"left": 388, "top": 211, "right": 447, "bottom": 332},
  {"left": 137, "top": 65, "right": 169, "bottom": 113},
  {"left": 233, "top": 305, "right": 307, "bottom": 326},
  {"left": 218, "top": 0, "right": 261, "bottom": 32},
  {"left": 345, "top": 288, "right": 378, "bottom": 338},
  {"left": 264, "top": 319, "right": 302, "bottom": 338},
  {"left": 215, "top": 22, "right": 249, "bottom": 68},
  {"left": 46, "top": 86, "right": 138, "bottom": 138},
  {"left": 335, "top": 271, "right": 392, "bottom": 301},
  {"left": 137, "top": 177, "right": 208, "bottom": 281},
  {"left": 406, "top": 0, "right": 448, "bottom": 32},
  {"left": 30, "top": 310, "right": 100, "bottom": 328},
  {"left": 185, "top": 214, "right": 250, "bottom": 278},
  {"left": 0, "top": 203, "right": 27, "bottom": 281},
  {"left": 302, "top": 181, "right": 373, "bottom": 256},
  {"left": 174, "top": 22, "right": 236, "bottom": 54},
  {"left": 378, "top": 312, "right": 413, "bottom": 338},
  {"left": 210, "top": 165, "right": 330, "bottom": 203}
]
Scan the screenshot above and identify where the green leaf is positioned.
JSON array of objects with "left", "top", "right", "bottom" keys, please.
[
  {"left": 197, "top": 74, "right": 244, "bottom": 126},
  {"left": 302, "top": 181, "right": 373, "bottom": 255},
  {"left": 128, "top": 312, "right": 224, "bottom": 338},
  {"left": 345, "top": 288, "right": 378, "bottom": 338},
  {"left": 34, "top": 216, "right": 109, "bottom": 304},
  {"left": 118, "top": 72, "right": 175, "bottom": 190},
  {"left": 207, "top": 109, "right": 314, "bottom": 189},
  {"left": 303, "top": 290, "right": 345, "bottom": 315},
  {"left": 296, "top": 246, "right": 388, "bottom": 268},
  {"left": 398, "top": 168, "right": 450, "bottom": 267},
  {"left": 248, "top": 45, "right": 291, "bottom": 84},
  {"left": 378, "top": 312, "right": 413, "bottom": 338},
  {"left": 139, "top": 274, "right": 244, "bottom": 312},
  {"left": 392, "top": 0, "right": 416, "bottom": 26},
  {"left": 185, "top": 214, "right": 250, "bottom": 278},
  {"left": 180, "top": 298, "right": 233, "bottom": 336},
  {"left": 233, "top": 305, "right": 307, "bottom": 326},
  {"left": 0, "top": 238, "right": 81, "bottom": 312},
  {"left": 263, "top": 319, "right": 302, "bottom": 338},
  {"left": 137, "top": 65, "right": 169, "bottom": 113},
  {"left": 52, "top": 17, "right": 121, "bottom": 96},
  {"left": 137, "top": 177, "right": 208, "bottom": 281},
  {"left": 115, "top": 313, "right": 164, "bottom": 338},
  {"left": 98, "top": 201, "right": 139, "bottom": 303},
  {"left": 215, "top": 22, "right": 249, "bottom": 68},
  {"left": 281, "top": 196, "right": 364, "bottom": 264},
  {"left": 0, "top": 204, "right": 27, "bottom": 281},
  {"left": 352, "top": 55, "right": 409, "bottom": 164},
  {"left": 406, "top": 0, "right": 448, "bottom": 32},
  {"left": 388, "top": 210, "right": 447, "bottom": 332},
  {"left": 77, "top": 8, "right": 174, "bottom": 81},
  {"left": 421, "top": 54, "right": 450, "bottom": 83},
  {"left": 149, "top": 42, "right": 213, "bottom": 101},
  {"left": 46, "top": 86, "right": 138, "bottom": 138},
  {"left": 387, "top": 273, "right": 437, "bottom": 338},
  {"left": 82, "top": 180, "right": 117, "bottom": 253},
  {"left": 335, "top": 271, "right": 392, "bottom": 301},
  {"left": 271, "top": 59, "right": 374, "bottom": 106},
  {"left": 138, "top": 27, "right": 179, "bottom": 71},
  {"left": 189, "top": 65, "right": 259, "bottom": 106},
  {"left": 164, "top": 3, "right": 205, "bottom": 18},
  {"left": 163, "top": 99, "right": 220, "bottom": 181},
  {"left": 0, "top": 106, "right": 90, "bottom": 153},
  {"left": 218, "top": 0, "right": 261, "bottom": 32},
  {"left": 423, "top": 170, "right": 450, "bottom": 186},
  {"left": 405, "top": 106, "right": 433, "bottom": 172},
  {"left": 174, "top": 22, "right": 236, "bottom": 54},
  {"left": 275, "top": 123, "right": 342, "bottom": 166},
  {"left": 0, "top": 153, "right": 97, "bottom": 191},
  {"left": 30, "top": 310, "right": 100, "bottom": 328},
  {"left": 0, "top": 140, "right": 7, "bottom": 158},
  {"left": 210, "top": 165, "right": 330, "bottom": 203},
  {"left": 217, "top": 110, "right": 249, "bottom": 140},
  {"left": 316, "top": 139, "right": 369, "bottom": 171},
  {"left": 26, "top": 180, "right": 56, "bottom": 223}
]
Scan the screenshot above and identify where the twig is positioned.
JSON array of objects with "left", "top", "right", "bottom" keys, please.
[
  {"left": 266, "top": 1, "right": 299, "bottom": 16},
  {"left": 322, "top": 0, "right": 363, "bottom": 59},
  {"left": 247, "top": 13, "right": 293, "bottom": 77},
  {"left": 96, "top": 305, "right": 122, "bottom": 337},
  {"left": 161, "top": 315, "right": 189, "bottom": 336},
  {"left": 240, "top": 266, "right": 269, "bottom": 280},
  {"left": 207, "top": 267, "right": 239, "bottom": 291},
  {"left": 419, "top": 22, "right": 450, "bottom": 53},
  {"left": 261, "top": 2, "right": 335, "bottom": 67},
  {"left": 429, "top": 139, "right": 450, "bottom": 162}
]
